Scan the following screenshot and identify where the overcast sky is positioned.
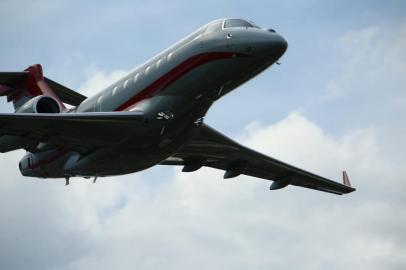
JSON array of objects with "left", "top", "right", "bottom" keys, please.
[{"left": 0, "top": 1, "right": 405, "bottom": 269}]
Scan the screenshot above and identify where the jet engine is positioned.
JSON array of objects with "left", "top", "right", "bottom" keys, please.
[{"left": 16, "top": 95, "right": 61, "bottom": 114}]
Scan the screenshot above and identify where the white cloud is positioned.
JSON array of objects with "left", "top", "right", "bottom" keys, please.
[
  {"left": 1, "top": 112, "right": 404, "bottom": 270},
  {"left": 79, "top": 69, "right": 130, "bottom": 97},
  {"left": 242, "top": 113, "right": 382, "bottom": 183}
]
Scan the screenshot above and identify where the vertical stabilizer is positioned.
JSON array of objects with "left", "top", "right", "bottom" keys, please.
[{"left": 0, "top": 64, "right": 66, "bottom": 111}]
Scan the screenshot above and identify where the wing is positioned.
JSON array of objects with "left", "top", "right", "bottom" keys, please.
[
  {"left": 0, "top": 112, "right": 144, "bottom": 154},
  {"left": 161, "top": 124, "right": 355, "bottom": 195}
]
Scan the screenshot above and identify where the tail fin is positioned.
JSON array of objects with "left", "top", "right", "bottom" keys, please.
[
  {"left": 0, "top": 64, "right": 60, "bottom": 110},
  {"left": 342, "top": 171, "right": 351, "bottom": 187},
  {"left": 0, "top": 64, "right": 87, "bottom": 110}
]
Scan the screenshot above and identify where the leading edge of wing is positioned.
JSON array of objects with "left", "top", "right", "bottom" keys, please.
[{"left": 169, "top": 124, "right": 355, "bottom": 195}]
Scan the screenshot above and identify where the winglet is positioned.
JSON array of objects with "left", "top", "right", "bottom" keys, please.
[{"left": 342, "top": 171, "right": 351, "bottom": 187}]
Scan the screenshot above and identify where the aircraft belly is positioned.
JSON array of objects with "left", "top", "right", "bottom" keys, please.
[
  {"left": 65, "top": 143, "right": 182, "bottom": 177},
  {"left": 59, "top": 119, "right": 197, "bottom": 177}
]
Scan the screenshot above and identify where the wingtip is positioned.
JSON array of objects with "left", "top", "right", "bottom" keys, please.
[{"left": 342, "top": 170, "right": 351, "bottom": 187}]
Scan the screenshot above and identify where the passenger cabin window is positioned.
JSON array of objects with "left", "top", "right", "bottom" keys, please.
[
  {"left": 224, "top": 19, "right": 259, "bottom": 29},
  {"left": 112, "top": 86, "right": 118, "bottom": 95},
  {"left": 97, "top": 96, "right": 103, "bottom": 111},
  {"left": 133, "top": 73, "right": 139, "bottom": 83},
  {"left": 123, "top": 79, "right": 129, "bottom": 89},
  {"left": 156, "top": 59, "right": 162, "bottom": 68},
  {"left": 145, "top": 66, "right": 151, "bottom": 75}
]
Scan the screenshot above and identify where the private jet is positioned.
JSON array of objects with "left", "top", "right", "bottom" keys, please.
[{"left": 0, "top": 18, "right": 355, "bottom": 194}]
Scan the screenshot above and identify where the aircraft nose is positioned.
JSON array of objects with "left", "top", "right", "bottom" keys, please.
[
  {"left": 256, "top": 32, "right": 288, "bottom": 58},
  {"left": 276, "top": 35, "right": 288, "bottom": 54},
  {"left": 270, "top": 34, "right": 288, "bottom": 58}
]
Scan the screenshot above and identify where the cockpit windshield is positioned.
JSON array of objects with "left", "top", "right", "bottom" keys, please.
[{"left": 224, "top": 19, "right": 260, "bottom": 29}]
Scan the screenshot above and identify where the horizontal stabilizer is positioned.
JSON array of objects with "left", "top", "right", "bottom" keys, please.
[{"left": 44, "top": 77, "right": 87, "bottom": 106}]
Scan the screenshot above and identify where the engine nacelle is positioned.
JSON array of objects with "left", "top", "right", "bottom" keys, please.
[{"left": 16, "top": 95, "right": 61, "bottom": 113}]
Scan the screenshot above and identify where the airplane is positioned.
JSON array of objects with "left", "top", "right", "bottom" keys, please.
[{"left": 0, "top": 18, "right": 355, "bottom": 195}]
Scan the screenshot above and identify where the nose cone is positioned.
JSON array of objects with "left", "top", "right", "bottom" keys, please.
[
  {"left": 255, "top": 32, "right": 288, "bottom": 59},
  {"left": 265, "top": 34, "right": 288, "bottom": 59},
  {"left": 274, "top": 34, "right": 288, "bottom": 56}
]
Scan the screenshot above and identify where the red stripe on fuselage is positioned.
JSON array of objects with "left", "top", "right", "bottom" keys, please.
[{"left": 114, "top": 52, "right": 252, "bottom": 111}]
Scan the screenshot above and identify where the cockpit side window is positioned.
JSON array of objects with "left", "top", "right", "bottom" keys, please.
[
  {"left": 204, "top": 20, "right": 223, "bottom": 34},
  {"left": 224, "top": 19, "right": 259, "bottom": 29}
]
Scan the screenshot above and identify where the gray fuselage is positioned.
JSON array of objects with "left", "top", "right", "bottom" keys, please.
[{"left": 20, "top": 18, "right": 287, "bottom": 178}]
